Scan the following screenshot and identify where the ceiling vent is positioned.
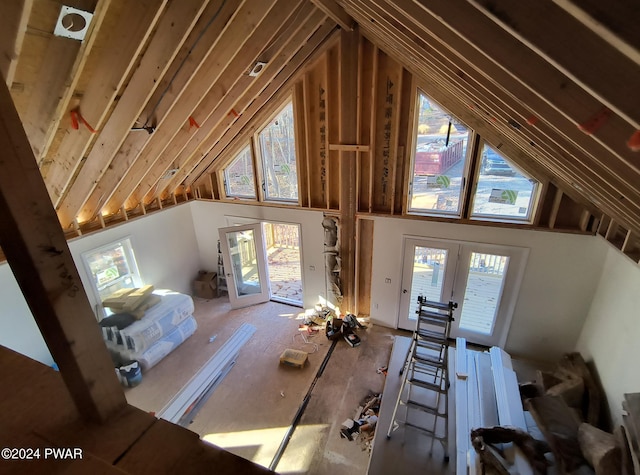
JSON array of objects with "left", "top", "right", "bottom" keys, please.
[
  {"left": 54, "top": 6, "right": 93, "bottom": 41},
  {"left": 249, "top": 62, "right": 267, "bottom": 77}
]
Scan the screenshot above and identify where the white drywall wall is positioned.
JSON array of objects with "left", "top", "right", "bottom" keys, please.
[
  {"left": 0, "top": 263, "right": 54, "bottom": 366},
  {"left": 0, "top": 204, "right": 200, "bottom": 365},
  {"left": 190, "top": 201, "right": 326, "bottom": 310},
  {"left": 68, "top": 203, "right": 200, "bottom": 310},
  {"left": 575, "top": 241, "right": 640, "bottom": 427},
  {"left": 368, "top": 217, "right": 606, "bottom": 361}
]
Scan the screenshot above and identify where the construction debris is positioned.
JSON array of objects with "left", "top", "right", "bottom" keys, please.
[{"left": 339, "top": 394, "right": 382, "bottom": 452}]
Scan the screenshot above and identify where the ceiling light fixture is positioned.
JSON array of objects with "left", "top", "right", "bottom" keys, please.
[
  {"left": 249, "top": 61, "right": 267, "bottom": 77},
  {"left": 54, "top": 6, "right": 93, "bottom": 41}
]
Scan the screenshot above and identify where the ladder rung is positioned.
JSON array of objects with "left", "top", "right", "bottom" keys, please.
[
  {"left": 413, "top": 353, "right": 445, "bottom": 367},
  {"left": 409, "top": 377, "right": 446, "bottom": 392},
  {"left": 406, "top": 399, "right": 447, "bottom": 417},
  {"left": 411, "top": 365, "right": 445, "bottom": 381},
  {"left": 418, "top": 309, "right": 451, "bottom": 322},
  {"left": 416, "top": 328, "right": 447, "bottom": 340},
  {"left": 418, "top": 299, "right": 453, "bottom": 311},
  {"left": 416, "top": 335, "right": 449, "bottom": 352},
  {"left": 403, "top": 421, "right": 447, "bottom": 440}
]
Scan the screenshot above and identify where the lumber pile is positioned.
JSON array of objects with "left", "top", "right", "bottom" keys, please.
[
  {"left": 102, "top": 285, "right": 159, "bottom": 318},
  {"left": 621, "top": 393, "right": 640, "bottom": 475},
  {"left": 456, "top": 340, "right": 544, "bottom": 475},
  {"left": 520, "top": 353, "right": 635, "bottom": 475}
]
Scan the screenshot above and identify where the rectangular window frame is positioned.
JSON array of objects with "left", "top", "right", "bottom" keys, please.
[{"left": 81, "top": 236, "right": 143, "bottom": 316}]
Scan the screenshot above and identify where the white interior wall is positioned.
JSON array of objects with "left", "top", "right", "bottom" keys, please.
[
  {"left": 368, "top": 216, "right": 607, "bottom": 361},
  {"left": 0, "top": 264, "right": 54, "bottom": 366},
  {"left": 575, "top": 241, "right": 640, "bottom": 427},
  {"left": 0, "top": 203, "right": 200, "bottom": 366},
  {"left": 189, "top": 201, "right": 326, "bottom": 310},
  {"left": 0, "top": 198, "right": 614, "bottom": 370}
]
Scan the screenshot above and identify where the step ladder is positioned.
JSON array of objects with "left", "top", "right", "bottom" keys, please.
[{"left": 386, "top": 296, "right": 457, "bottom": 462}]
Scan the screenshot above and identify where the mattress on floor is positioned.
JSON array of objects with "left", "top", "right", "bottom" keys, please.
[
  {"left": 102, "top": 290, "right": 194, "bottom": 353},
  {"left": 112, "top": 315, "right": 198, "bottom": 371}
]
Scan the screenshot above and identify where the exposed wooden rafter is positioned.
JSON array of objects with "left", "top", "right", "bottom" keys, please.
[
  {"left": 310, "top": 0, "right": 355, "bottom": 31},
  {"left": 89, "top": 0, "right": 284, "bottom": 218},
  {"left": 56, "top": 0, "right": 213, "bottom": 228},
  {"left": 21, "top": 0, "right": 111, "bottom": 161},
  {"left": 43, "top": 0, "right": 167, "bottom": 206},
  {"left": 467, "top": 0, "right": 640, "bottom": 130},
  {"left": 0, "top": 0, "right": 636, "bottom": 243},
  {"left": 0, "top": 0, "right": 33, "bottom": 86}
]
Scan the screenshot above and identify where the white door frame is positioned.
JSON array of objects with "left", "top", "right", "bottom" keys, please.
[
  {"left": 219, "top": 224, "right": 270, "bottom": 308},
  {"left": 398, "top": 238, "right": 459, "bottom": 330},
  {"left": 450, "top": 242, "right": 529, "bottom": 347},
  {"left": 398, "top": 236, "right": 529, "bottom": 347}
]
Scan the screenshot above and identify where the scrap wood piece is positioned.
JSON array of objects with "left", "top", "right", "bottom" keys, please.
[
  {"left": 547, "top": 376, "right": 585, "bottom": 409},
  {"left": 526, "top": 395, "right": 587, "bottom": 473},
  {"left": 578, "top": 423, "right": 622, "bottom": 475},
  {"left": 471, "top": 427, "right": 551, "bottom": 475},
  {"left": 537, "top": 370, "right": 563, "bottom": 392},
  {"left": 614, "top": 425, "right": 635, "bottom": 475},
  {"left": 558, "top": 353, "right": 602, "bottom": 426},
  {"left": 471, "top": 433, "right": 516, "bottom": 475},
  {"left": 623, "top": 393, "right": 640, "bottom": 444}
]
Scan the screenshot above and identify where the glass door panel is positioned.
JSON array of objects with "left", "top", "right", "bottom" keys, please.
[
  {"left": 264, "top": 222, "right": 303, "bottom": 306},
  {"left": 398, "top": 238, "right": 459, "bottom": 330},
  {"left": 457, "top": 252, "right": 509, "bottom": 335},
  {"left": 218, "top": 224, "right": 269, "bottom": 308}
]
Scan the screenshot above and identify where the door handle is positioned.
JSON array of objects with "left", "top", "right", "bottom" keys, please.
[{"left": 403, "top": 289, "right": 407, "bottom": 294}]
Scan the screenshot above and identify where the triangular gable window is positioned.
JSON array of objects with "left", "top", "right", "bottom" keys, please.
[
  {"left": 471, "top": 143, "right": 540, "bottom": 222},
  {"left": 257, "top": 101, "right": 298, "bottom": 203},
  {"left": 223, "top": 145, "right": 256, "bottom": 199}
]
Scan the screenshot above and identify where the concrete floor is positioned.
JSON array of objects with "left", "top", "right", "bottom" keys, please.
[{"left": 124, "top": 297, "right": 407, "bottom": 474}]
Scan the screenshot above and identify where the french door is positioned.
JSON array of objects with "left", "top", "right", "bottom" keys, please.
[
  {"left": 218, "top": 224, "right": 270, "bottom": 308},
  {"left": 399, "top": 237, "right": 528, "bottom": 347}
]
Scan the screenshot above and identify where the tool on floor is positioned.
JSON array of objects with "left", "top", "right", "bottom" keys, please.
[{"left": 386, "top": 296, "right": 457, "bottom": 462}]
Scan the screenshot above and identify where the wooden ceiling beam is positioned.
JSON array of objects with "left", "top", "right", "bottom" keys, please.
[
  {"left": 551, "top": 0, "right": 640, "bottom": 65},
  {"left": 409, "top": 0, "right": 639, "bottom": 174},
  {"left": 345, "top": 0, "right": 640, "bottom": 230},
  {"left": 0, "top": 0, "right": 33, "bottom": 86},
  {"left": 161, "top": 18, "right": 337, "bottom": 196},
  {"left": 136, "top": 0, "right": 243, "bottom": 129},
  {"left": 310, "top": 0, "right": 354, "bottom": 31},
  {"left": 91, "top": 0, "right": 283, "bottom": 218},
  {"left": 56, "top": 0, "right": 213, "bottom": 228},
  {"left": 467, "top": 0, "right": 640, "bottom": 129},
  {"left": 0, "top": 78, "right": 126, "bottom": 423},
  {"left": 21, "top": 0, "right": 110, "bottom": 161},
  {"left": 186, "top": 21, "right": 339, "bottom": 190},
  {"left": 361, "top": 0, "right": 640, "bottom": 202},
  {"left": 338, "top": 28, "right": 359, "bottom": 312},
  {"left": 130, "top": 3, "right": 321, "bottom": 207},
  {"left": 42, "top": 0, "right": 167, "bottom": 207}
]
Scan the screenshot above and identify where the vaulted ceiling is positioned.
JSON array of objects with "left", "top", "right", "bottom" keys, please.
[{"left": 1, "top": 0, "right": 639, "bottom": 242}]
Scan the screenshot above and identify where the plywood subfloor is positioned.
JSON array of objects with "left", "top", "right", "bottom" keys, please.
[{"left": 124, "top": 297, "right": 408, "bottom": 474}]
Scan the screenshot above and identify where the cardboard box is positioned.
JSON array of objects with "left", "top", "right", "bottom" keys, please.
[
  {"left": 193, "top": 271, "right": 217, "bottom": 299},
  {"left": 279, "top": 349, "right": 308, "bottom": 369}
]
